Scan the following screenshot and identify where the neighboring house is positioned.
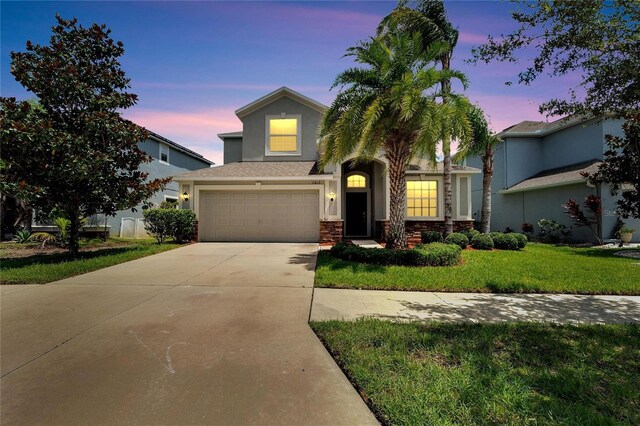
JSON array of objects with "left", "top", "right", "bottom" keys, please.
[
  {"left": 32, "top": 132, "right": 214, "bottom": 236},
  {"left": 466, "top": 116, "right": 640, "bottom": 242},
  {"left": 174, "top": 86, "right": 479, "bottom": 243}
]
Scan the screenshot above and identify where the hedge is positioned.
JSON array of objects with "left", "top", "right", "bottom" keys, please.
[
  {"left": 471, "top": 233, "right": 494, "bottom": 250},
  {"left": 143, "top": 208, "right": 197, "bottom": 243},
  {"left": 445, "top": 232, "right": 469, "bottom": 249},
  {"left": 330, "top": 242, "right": 461, "bottom": 267},
  {"left": 510, "top": 233, "right": 528, "bottom": 249},
  {"left": 421, "top": 231, "right": 444, "bottom": 243},
  {"left": 491, "top": 232, "right": 519, "bottom": 250}
]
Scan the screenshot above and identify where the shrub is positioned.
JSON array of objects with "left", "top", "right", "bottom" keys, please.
[
  {"left": 510, "top": 233, "right": 528, "bottom": 249},
  {"left": 538, "top": 218, "right": 571, "bottom": 243},
  {"left": 460, "top": 228, "right": 480, "bottom": 241},
  {"left": 29, "top": 232, "right": 57, "bottom": 248},
  {"left": 521, "top": 223, "right": 534, "bottom": 234},
  {"left": 421, "top": 230, "right": 444, "bottom": 243},
  {"left": 54, "top": 217, "right": 70, "bottom": 247},
  {"left": 445, "top": 232, "right": 469, "bottom": 249},
  {"left": 330, "top": 242, "right": 460, "bottom": 267},
  {"left": 12, "top": 229, "right": 32, "bottom": 243},
  {"left": 471, "top": 233, "right": 494, "bottom": 250},
  {"left": 144, "top": 208, "right": 196, "bottom": 243},
  {"left": 491, "top": 232, "right": 519, "bottom": 250}
]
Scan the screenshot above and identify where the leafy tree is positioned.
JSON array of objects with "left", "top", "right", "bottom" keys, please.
[
  {"left": 454, "top": 105, "right": 502, "bottom": 233},
  {"left": 470, "top": 0, "right": 640, "bottom": 118},
  {"left": 0, "top": 16, "right": 169, "bottom": 256},
  {"left": 380, "top": 0, "right": 465, "bottom": 235},
  {"left": 585, "top": 114, "right": 640, "bottom": 218},
  {"left": 319, "top": 25, "right": 471, "bottom": 248}
]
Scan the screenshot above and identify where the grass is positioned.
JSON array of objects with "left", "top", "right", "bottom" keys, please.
[
  {"left": 0, "top": 239, "right": 182, "bottom": 284},
  {"left": 312, "top": 319, "right": 640, "bottom": 425},
  {"left": 316, "top": 243, "right": 640, "bottom": 294}
]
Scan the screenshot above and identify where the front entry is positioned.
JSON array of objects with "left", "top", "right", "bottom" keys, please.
[{"left": 345, "top": 192, "right": 368, "bottom": 236}]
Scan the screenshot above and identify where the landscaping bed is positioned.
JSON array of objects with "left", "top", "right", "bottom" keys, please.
[
  {"left": 0, "top": 239, "right": 182, "bottom": 284},
  {"left": 312, "top": 319, "right": 640, "bottom": 425},
  {"left": 316, "top": 243, "right": 640, "bottom": 294}
]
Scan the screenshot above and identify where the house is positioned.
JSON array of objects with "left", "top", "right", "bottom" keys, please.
[
  {"left": 466, "top": 116, "right": 640, "bottom": 242},
  {"left": 174, "top": 86, "right": 479, "bottom": 244},
  {"left": 31, "top": 132, "right": 214, "bottom": 237}
]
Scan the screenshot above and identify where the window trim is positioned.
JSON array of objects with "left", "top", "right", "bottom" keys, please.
[
  {"left": 159, "top": 143, "right": 170, "bottom": 165},
  {"left": 265, "top": 114, "right": 302, "bottom": 156},
  {"left": 405, "top": 176, "right": 444, "bottom": 221}
]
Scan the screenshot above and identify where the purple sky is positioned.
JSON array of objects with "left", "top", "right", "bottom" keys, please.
[{"left": 1, "top": 1, "right": 578, "bottom": 165}]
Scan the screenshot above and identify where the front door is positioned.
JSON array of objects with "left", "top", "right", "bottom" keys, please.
[{"left": 346, "top": 192, "right": 368, "bottom": 236}]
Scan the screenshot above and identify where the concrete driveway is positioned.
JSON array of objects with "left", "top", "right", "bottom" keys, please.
[{"left": 1, "top": 243, "right": 377, "bottom": 425}]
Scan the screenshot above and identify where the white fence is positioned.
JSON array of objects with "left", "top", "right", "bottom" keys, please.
[{"left": 119, "top": 218, "right": 149, "bottom": 239}]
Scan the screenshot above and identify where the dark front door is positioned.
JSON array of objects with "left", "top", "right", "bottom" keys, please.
[{"left": 346, "top": 192, "right": 368, "bottom": 236}]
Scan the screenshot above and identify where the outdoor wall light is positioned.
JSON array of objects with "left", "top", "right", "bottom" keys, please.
[
  {"left": 328, "top": 191, "right": 336, "bottom": 202},
  {"left": 181, "top": 191, "right": 190, "bottom": 202}
]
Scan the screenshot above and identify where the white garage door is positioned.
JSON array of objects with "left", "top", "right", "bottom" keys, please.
[{"left": 199, "top": 190, "right": 319, "bottom": 242}]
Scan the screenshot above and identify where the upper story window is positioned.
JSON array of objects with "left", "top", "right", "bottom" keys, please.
[
  {"left": 265, "top": 114, "right": 301, "bottom": 156},
  {"left": 159, "top": 143, "right": 170, "bottom": 164},
  {"left": 407, "top": 180, "right": 438, "bottom": 217},
  {"left": 347, "top": 174, "right": 366, "bottom": 188}
]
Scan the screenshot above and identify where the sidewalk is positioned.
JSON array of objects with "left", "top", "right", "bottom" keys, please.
[{"left": 310, "top": 289, "right": 640, "bottom": 324}]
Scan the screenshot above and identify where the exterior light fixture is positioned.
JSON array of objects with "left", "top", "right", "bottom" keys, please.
[
  {"left": 328, "top": 191, "right": 336, "bottom": 202},
  {"left": 182, "top": 191, "right": 189, "bottom": 202}
]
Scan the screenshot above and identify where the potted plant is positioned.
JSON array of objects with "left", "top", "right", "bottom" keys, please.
[{"left": 618, "top": 226, "right": 635, "bottom": 244}]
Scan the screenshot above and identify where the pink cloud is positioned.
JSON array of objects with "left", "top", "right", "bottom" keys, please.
[
  {"left": 135, "top": 82, "right": 330, "bottom": 93},
  {"left": 457, "top": 31, "right": 492, "bottom": 45},
  {"left": 124, "top": 108, "right": 242, "bottom": 165},
  {"left": 466, "top": 93, "right": 548, "bottom": 133}
]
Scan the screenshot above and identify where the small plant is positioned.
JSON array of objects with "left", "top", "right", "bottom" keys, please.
[
  {"left": 509, "top": 233, "right": 528, "bottom": 249},
  {"left": 445, "top": 232, "right": 469, "bottom": 249},
  {"left": 12, "top": 229, "right": 32, "bottom": 243},
  {"left": 29, "top": 232, "right": 57, "bottom": 248},
  {"left": 563, "top": 195, "right": 602, "bottom": 244},
  {"left": 421, "top": 230, "right": 444, "bottom": 243},
  {"left": 491, "top": 232, "right": 519, "bottom": 250},
  {"left": 521, "top": 223, "right": 534, "bottom": 234},
  {"left": 537, "top": 219, "right": 571, "bottom": 243},
  {"left": 471, "top": 233, "right": 494, "bottom": 250},
  {"left": 54, "top": 217, "right": 71, "bottom": 248},
  {"left": 618, "top": 226, "right": 635, "bottom": 235}
]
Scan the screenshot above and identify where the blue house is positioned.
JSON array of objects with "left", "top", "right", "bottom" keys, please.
[{"left": 467, "top": 116, "right": 640, "bottom": 242}]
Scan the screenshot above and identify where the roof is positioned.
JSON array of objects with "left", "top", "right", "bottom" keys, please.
[
  {"left": 499, "top": 115, "right": 595, "bottom": 138},
  {"left": 217, "top": 131, "right": 243, "bottom": 139},
  {"left": 234, "top": 87, "right": 328, "bottom": 118},
  {"left": 173, "top": 161, "right": 331, "bottom": 181},
  {"left": 500, "top": 160, "right": 601, "bottom": 194},
  {"left": 148, "top": 132, "right": 215, "bottom": 165}
]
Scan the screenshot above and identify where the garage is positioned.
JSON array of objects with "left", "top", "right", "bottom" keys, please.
[{"left": 198, "top": 190, "right": 319, "bottom": 242}]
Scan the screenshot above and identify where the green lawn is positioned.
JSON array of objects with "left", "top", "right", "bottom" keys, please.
[
  {"left": 0, "top": 240, "right": 182, "bottom": 284},
  {"left": 312, "top": 319, "right": 640, "bottom": 425},
  {"left": 316, "top": 243, "right": 640, "bottom": 294}
]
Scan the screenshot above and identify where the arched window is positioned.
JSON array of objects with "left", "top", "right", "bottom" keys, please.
[{"left": 347, "top": 174, "right": 366, "bottom": 188}]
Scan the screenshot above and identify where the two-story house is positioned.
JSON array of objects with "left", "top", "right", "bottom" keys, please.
[
  {"left": 466, "top": 116, "right": 640, "bottom": 242},
  {"left": 174, "top": 86, "right": 479, "bottom": 243}
]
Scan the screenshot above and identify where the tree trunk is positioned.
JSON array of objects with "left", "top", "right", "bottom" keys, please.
[
  {"left": 385, "top": 138, "right": 411, "bottom": 249},
  {"left": 68, "top": 214, "right": 81, "bottom": 258},
  {"left": 480, "top": 148, "right": 493, "bottom": 233},
  {"left": 441, "top": 54, "right": 453, "bottom": 236}
]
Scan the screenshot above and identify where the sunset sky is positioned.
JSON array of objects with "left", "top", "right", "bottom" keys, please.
[{"left": 1, "top": 1, "right": 579, "bottom": 165}]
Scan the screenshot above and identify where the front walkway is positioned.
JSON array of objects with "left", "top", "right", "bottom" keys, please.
[
  {"left": 311, "top": 288, "right": 640, "bottom": 324},
  {"left": 1, "top": 243, "right": 377, "bottom": 425}
]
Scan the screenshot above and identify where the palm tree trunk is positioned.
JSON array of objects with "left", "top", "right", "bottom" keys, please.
[
  {"left": 441, "top": 53, "right": 453, "bottom": 236},
  {"left": 480, "top": 147, "right": 494, "bottom": 233},
  {"left": 385, "top": 138, "right": 410, "bottom": 249}
]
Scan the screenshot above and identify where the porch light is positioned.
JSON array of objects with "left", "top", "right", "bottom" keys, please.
[
  {"left": 181, "top": 191, "right": 190, "bottom": 202},
  {"left": 328, "top": 191, "right": 336, "bottom": 202}
]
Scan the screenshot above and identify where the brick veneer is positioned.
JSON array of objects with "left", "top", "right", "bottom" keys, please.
[
  {"left": 320, "top": 220, "right": 344, "bottom": 244},
  {"left": 375, "top": 220, "right": 474, "bottom": 245}
]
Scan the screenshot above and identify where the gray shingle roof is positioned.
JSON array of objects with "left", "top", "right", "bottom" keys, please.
[
  {"left": 173, "top": 161, "right": 327, "bottom": 180},
  {"left": 502, "top": 160, "right": 601, "bottom": 193},
  {"left": 500, "top": 115, "right": 594, "bottom": 137}
]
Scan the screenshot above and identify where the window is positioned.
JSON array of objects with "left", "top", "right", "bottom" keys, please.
[
  {"left": 266, "top": 115, "right": 301, "bottom": 155},
  {"left": 347, "top": 174, "right": 366, "bottom": 188},
  {"left": 407, "top": 180, "right": 438, "bottom": 217},
  {"left": 162, "top": 195, "right": 179, "bottom": 208},
  {"left": 159, "top": 143, "right": 170, "bottom": 164}
]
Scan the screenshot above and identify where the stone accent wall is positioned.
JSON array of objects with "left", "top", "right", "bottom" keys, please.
[
  {"left": 320, "top": 220, "right": 343, "bottom": 244},
  {"left": 376, "top": 219, "right": 474, "bottom": 245}
]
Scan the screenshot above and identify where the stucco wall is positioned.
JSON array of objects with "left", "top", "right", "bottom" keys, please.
[
  {"left": 540, "top": 120, "right": 604, "bottom": 170},
  {"left": 240, "top": 96, "right": 321, "bottom": 162},
  {"left": 223, "top": 137, "right": 243, "bottom": 164}
]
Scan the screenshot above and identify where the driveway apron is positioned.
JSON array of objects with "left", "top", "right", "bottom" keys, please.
[{"left": 1, "top": 243, "right": 377, "bottom": 425}]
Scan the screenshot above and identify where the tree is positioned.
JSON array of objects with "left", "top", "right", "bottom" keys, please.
[
  {"left": 454, "top": 105, "right": 502, "bottom": 233},
  {"left": 470, "top": 0, "right": 640, "bottom": 118},
  {"left": 585, "top": 114, "right": 640, "bottom": 218},
  {"left": 319, "top": 26, "right": 471, "bottom": 248},
  {"left": 379, "top": 0, "right": 464, "bottom": 236},
  {"left": 0, "top": 16, "right": 169, "bottom": 256}
]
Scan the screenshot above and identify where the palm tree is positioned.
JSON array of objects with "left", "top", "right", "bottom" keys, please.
[
  {"left": 319, "top": 27, "right": 471, "bottom": 248},
  {"left": 379, "top": 0, "right": 461, "bottom": 236},
  {"left": 454, "top": 105, "right": 502, "bottom": 233}
]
